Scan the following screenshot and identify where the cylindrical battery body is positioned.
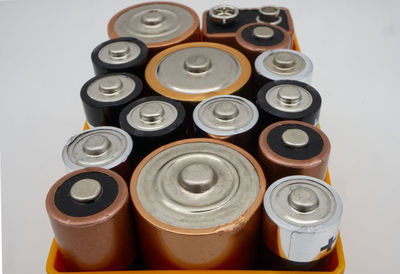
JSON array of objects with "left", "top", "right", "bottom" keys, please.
[
  {"left": 193, "top": 95, "right": 259, "bottom": 154},
  {"left": 258, "top": 120, "right": 331, "bottom": 184},
  {"left": 62, "top": 126, "right": 133, "bottom": 182},
  {"left": 254, "top": 49, "right": 313, "bottom": 91},
  {"left": 256, "top": 80, "right": 322, "bottom": 129},
  {"left": 81, "top": 73, "right": 142, "bottom": 127},
  {"left": 130, "top": 138, "right": 266, "bottom": 269},
  {"left": 46, "top": 167, "right": 137, "bottom": 271},
  {"left": 145, "top": 42, "right": 252, "bottom": 115},
  {"left": 263, "top": 175, "right": 342, "bottom": 269},
  {"left": 91, "top": 37, "right": 148, "bottom": 78},
  {"left": 202, "top": 5, "right": 294, "bottom": 49},
  {"left": 108, "top": 2, "right": 200, "bottom": 56},
  {"left": 235, "top": 22, "right": 291, "bottom": 64},
  {"left": 119, "top": 96, "right": 186, "bottom": 163}
]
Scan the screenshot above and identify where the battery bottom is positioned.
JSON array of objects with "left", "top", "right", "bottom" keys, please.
[{"left": 258, "top": 244, "right": 338, "bottom": 271}]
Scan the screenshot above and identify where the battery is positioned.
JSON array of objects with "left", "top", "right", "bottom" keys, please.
[
  {"left": 130, "top": 138, "right": 266, "bottom": 269},
  {"left": 91, "top": 37, "right": 148, "bottom": 78},
  {"left": 119, "top": 96, "right": 186, "bottom": 163},
  {"left": 108, "top": 2, "right": 200, "bottom": 56},
  {"left": 81, "top": 72, "right": 143, "bottom": 128},
  {"left": 254, "top": 49, "right": 313, "bottom": 90},
  {"left": 62, "top": 126, "right": 133, "bottom": 182},
  {"left": 256, "top": 80, "right": 322, "bottom": 129},
  {"left": 258, "top": 120, "right": 331, "bottom": 184},
  {"left": 235, "top": 22, "right": 291, "bottom": 64},
  {"left": 202, "top": 5, "right": 294, "bottom": 48},
  {"left": 145, "top": 42, "right": 251, "bottom": 113},
  {"left": 192, "top": 95, "right": 259, "bottom": 154},
  {"left": 46, "top": 167, "right": 137, "bottom": 271},
  {"left": 262, "top": 175, "right": 343, "bottom": 270}
]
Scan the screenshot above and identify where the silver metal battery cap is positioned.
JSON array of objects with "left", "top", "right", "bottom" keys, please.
[
  {"left": 193, "top": 95, "right": 258, "bottom": 136},
  {"left": 62, "top": 126, "right": 133, "bottom": 171},
  {"left": 136, "top": 141, "right": 260, "bottom": 229},
  {"left": 265, "top": 176, "right": 341, "bottom": 228},
  {"left": 113, "top": 3, "right": 194, "bottom": 44},
  {"left": 70, "top": 178, "right": 103, "bottom": 203},
  {"left": 265, "top": 84, "right": 313, "bottom": 113},
  {"left": 281, "top": 128, "right": 309, "bottom": 148},
  {"left": 98, "top": 41, "right": 141, "bottom": 65},
  {"left": 209, "top": 4, "right": 239, "bottom": 25},
  {"left": 257, "top": 6, "right": 282, "bottom": 25},
  {"left": 255, "top": 49, "right": 313, "bottom": 84},
  {"left": 126, "top": 100, "right": 178, "bottom": 131},
  {"left": 87, "top": 74, "right": 136, "bottom": 103},
  {"left": 155, "top": 46, "right": 242, "bottom": 94}
]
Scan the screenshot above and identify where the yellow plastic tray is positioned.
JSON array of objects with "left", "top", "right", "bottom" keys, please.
[{"left": 46, "top": 34, "right": 345, "bottom": 274}]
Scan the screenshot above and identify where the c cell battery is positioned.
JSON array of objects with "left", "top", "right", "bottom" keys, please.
[
  {"left": 91, "top": 37, "right": 148, "bottom": 78},
  {"left": 108, "top": 2, "right": 200, "bottom": 56},
  {"left": 202, "top": 4, "right": 294, "bottom": 48},
  {"left": 256, "top": 80, "right": 322, "bottom": 129},
  {"left": 62, "top": 126, "right": 133, "bottom": 182},
  {"left": 193, "top": 95, "right": 259, "bottom": 154},
  {"left": 130, "top": 138, "right": 266, "bottom": 269},
  {"left": 262, "top": 175, "right": 342, "bottom": 270},
  {"left": 254, "top": 49, "right": 313, "bottom": 90},
  {"left": 80, "top": 73, "right": 142, "bottom": 128},
  {"left": 119, "top": 96, "right": 186, "bottom": 163},
  {"left": 258, "top": 120, "right": 331, "bottom": 184},
  {"left": 235, "top": 22, "right": 291, "bottom": 64},
  {"left": 46, "top": 167, "right": 137, "bottom": 271}
]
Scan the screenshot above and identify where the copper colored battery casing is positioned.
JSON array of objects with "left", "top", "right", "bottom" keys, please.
[
  {"left": 130, "top": 138, "right": 266, "bottom": 269},
  {"left": 236, "top": 22, "right": 291, "bottom": 64},
  {"left": 46, "top": 167, "right": 136, "bottom": 271},
  {"left": 108, "top": 2, "right": 200, "bottom": 57},
  {"left": 202, "top": 7, "right": 294, "bottom": 49},
  {"left": 133, "top": 202, "right": 261, "bottom": 269},
  {"left": 258, "top": 120, "right": 330, "bottom": 185}
]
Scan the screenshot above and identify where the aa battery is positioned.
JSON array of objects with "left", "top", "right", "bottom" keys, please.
[
  {"left": 81, "top": 73, "right": 142, "bottom": 127},
  {"left": 46, "top": 167, "right": 137, "bottom": 271},
  {"left": 119, "top": 96, "right": 186, "bottom": 162},
  {"left": 193, "top": 95, "right": 259, "bottom": 154},
  {"left": 91, "top": 37, "right": 148, "bottom": 78},
  {"left": 62, "top": 126, "right": 133, "bottom": 182},
  {"left": 202, "top": 5, "right": 294, "bottom": 48},
  {"left": 108, "top": 2, "right": 200, "bottom": 56},
  {"left": 235, "top": 22, "right": 291, "bottom": 64},
  {"left": 256, "top": 80, "right": 322, "bottom": 129},
  {"left": 145, "top": 42, "right": 251, "bottom": 114},
  {"left": 263, "top": 175, "right": 342, "bottom": 269},
  {"left": 254, "top": 49, "right": 313, "bottom": 90},
  {"left": 130, "top": 138, "right": 266, "bottom": 269},
  {"left": 258, "top": 120, "right": 331, "bottom": 184}
]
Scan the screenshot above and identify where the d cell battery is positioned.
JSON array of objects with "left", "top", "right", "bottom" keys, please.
[{"left": 108, "top": 2, "right": 200, "bottom": 56}]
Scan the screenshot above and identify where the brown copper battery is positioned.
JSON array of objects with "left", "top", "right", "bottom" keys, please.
[
  {"left": 235, "top": 22, "right": 291, "bottom": 64},
  {"left": 258, "top": 120, "right": 330, "bottom": 185},
  {"left": 108, "top": 2, "right": 200, "bottom": 56},
  {"left": 46, "top": 167, "right": 136, "bottom": 271},
  {"left": 202, "top": 5, "right": 294, "bottom": 49},
  {"left": 192, "top": 95, "right": 259, "bottom": 154},
  {"left": 62, "top": 126, "right": 133, "bottom": 182},
  {"left": 145, "top": 42, "right": 252, "bottom": 115},
  {"left": 130, "top": 138, "right": 266, "bottom": 269}
]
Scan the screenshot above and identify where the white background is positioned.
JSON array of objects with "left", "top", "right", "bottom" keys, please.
[{"left": 1, "top": 0, "right": 400, "bottom": 273}]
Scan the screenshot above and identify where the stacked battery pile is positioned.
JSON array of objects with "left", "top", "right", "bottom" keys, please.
[{"left": 46, "top": 2, "right": 344, "bottom": 273}]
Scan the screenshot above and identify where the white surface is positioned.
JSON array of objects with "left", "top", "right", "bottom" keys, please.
[{"left": 1, "top": 0, "right": 399, "bottom": 273}]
